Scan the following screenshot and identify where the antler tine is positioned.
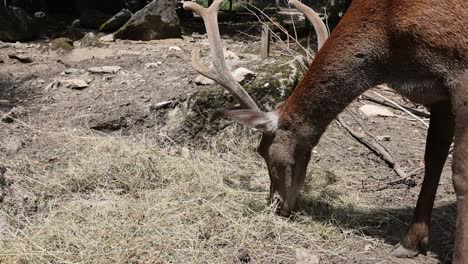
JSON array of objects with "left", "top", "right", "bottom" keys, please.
[
  {"left": 184, "top": 0, "right": 259, "bottom": 111},
  {"left": 288, "top": 0, "right": 329, "bottom": 49}
]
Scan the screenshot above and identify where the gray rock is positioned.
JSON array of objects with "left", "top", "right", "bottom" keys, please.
[
  {"left": 34, "top": 11, "right": 46, "bottom": 19},
  {"left": 232, "top": 67, "right": 256, "bottom": 84},
  {"left": 100, "top": 34, "right": 115, "bottom": 42},
  {"left": 80, "top": 9, "right": 112, "bottom": 29},
  {"left": 60, "top": 79, "right": 89, "bottom": 89},
  {"left": 1, "top": 106, "right": 27, "bottom": 123},
  {"left": 88, "top": 66, "right": 122, "bottom": 74},
  {"left": 145, "top": 62, "right": 161, "bottom": 69},
  {"left": 80, "top": 33, "right": 104, "bottom": 47},
  {"left": 0, "top": 6, "right": 39, "bottom": 42},
  {"left": 359, "top": 104, "right": 394, "bottom": 117},
  {"left": 195, "top": 75, "right": 215, "bottom": 85},
  {"left": 49, "top": 37, "right": 74, "bottom": 52},
  {"left": 99, "top": 9, "right": 132, "bottom": 33},
  {"left": 114, "top": 0, "right": 181, "bottom": 41}
]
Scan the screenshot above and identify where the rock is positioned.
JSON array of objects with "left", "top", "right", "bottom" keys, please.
[
  {"left": 80, "top": 33, "right": 104, "bottom": 47},
  {"left": 195, "top": 68, "right": 255, "bottom": 86},
  {"left": 296, "top": 248, "right": 320, "bottom": 264},
  {"left": 100, "top": 34, "right": 115, "bottom": 42},
  {"left": 224, "top": 50, "right": 239, "bottom": 60},
  {"left": 0, "top": 6, "right": 39, "bottom": 42},
  {"left": 45, "top": 79, "right": 89, "bottom": 90},
  {"left": 169, "top": 46, "right": 181, "bottom": 52},
  {"left": 8, "top": 54, "right": 32, "bottom": 63},
  {"left": 88, "top": 66, "right": 122, "bottom": 74},
  {"left": 232, "top": 67, "right": 256, "bottom": 84},
  {"left": 359, "top": 104, "right": 394, "bottom": 117},
  {"left": 144, "top": 62, "right": 161, "bottom": 69},
  {"left": 99, "top": 9, "right": 132, "bottom": 33},
  {"left": 114, "top": 0, "right": 181, "bottom": 40},
  {"left": 62, "top": 68, "right": 82, "bottom": 75},
  {"left": 60, "top": 79, "right": 89, "bottom": 89},
  {"left": 80, "top": 9, "right": 112, "bottom": 29},
  {"left": 49, "top": 37, "right": 74, "bottom": 52},
  {"left": 195, "top": 75, "right": 215, "bottom": 85},
  {"left": 1, "top": 106, "right": 26, "bottom": 123},
  {"left": 34, "top": 11, "right": 46, "bottom": 19},
  {"left": 377, "top": 135, "right": 391, "bottom": 141}
]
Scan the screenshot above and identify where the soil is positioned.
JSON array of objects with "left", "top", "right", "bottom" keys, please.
[{"left": 0, "top": 27, "right": 456, "bottom": 263}]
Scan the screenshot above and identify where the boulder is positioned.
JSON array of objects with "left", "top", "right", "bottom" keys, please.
[
  {"left": 80, "top": 33, "right": 105, "bottom": 47},
  {"left": 50, "top": 37, "right": 74, "bottom": 52},
  {"left": 80, "top": 9, "right": 112, "bottom": 29},
  {"left": 99, "top": 9, "right": 132, "bottom": 32},
  {"left": 114, "top": 0, "right": 181, "bottom": 41},
  {"left": 0, "top": 6, "right": 39, "bottom": 42}
]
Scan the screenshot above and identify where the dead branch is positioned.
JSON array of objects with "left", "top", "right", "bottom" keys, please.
[{"left": 336, "top": 114, "right": 414, "bottom": 181}]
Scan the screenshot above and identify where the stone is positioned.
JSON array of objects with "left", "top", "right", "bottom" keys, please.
[
  {"left": 60, "top": 79, "right": 89, "bottom": 89},
  {"left": 34, "top": 11, "right": 46, "bottom": 19},
  {"left": 114, "top": 0, "right": 181, "bottom": 41},
  {"left": 80, "top": 9, "right": 112, "bottom": 29},
  {"left": 0, "top": 6, "right": 39, "bottom": 42},
  {"left": 80, "top": 33, "right": 104, "bottom": 47},
  {"left": 62, "top": 68, "right": 82, "bottom": 75},
  {"left": 99, "top": 9, "right": 133, "bottom": 33},
  {"left": 49, "top": 37, "right": 74, "bottom": 52},
  {"left": 100, "top": 34, "right": 115, "bottom": 42},
  {"left": 88, "top": 66, "right": 122, "bottom": 74},
  {"left": 1, "top": 106, "right": 26, "bottom": 123},
  {"left": 144, "top": 62, "right": 161, "bottom": 69},
  {"left": 359, "top": 104, "right": 394, "bottom": 117},
  {"left": 168, "top": 46, "right": 182, "bottom": 52},
  {"left": 224, "top": 50, "right": 239, "bottom": 60},
  {"left": 377, "top": 135, "right": 391, "bottom": 141},
  {"left": 232, "top": 67, "right": 256, "bottom": 84},
  {"left": 8, "top": 54, "right": 32, "bottom": 63},
  {"left": 195, "top": 75, "right": 215, "bottom": 85}
]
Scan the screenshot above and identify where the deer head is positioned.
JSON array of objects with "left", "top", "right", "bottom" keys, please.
[{"left": 184, "top": 0, "right": 329, "bottom": 216}]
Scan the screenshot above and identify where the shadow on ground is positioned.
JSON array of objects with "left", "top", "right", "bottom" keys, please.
[{"left": 296, "top": 196, "right": 456, "bottom": 263}]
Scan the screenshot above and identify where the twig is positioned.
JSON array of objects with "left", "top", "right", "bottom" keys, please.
[
  {"left": 336, "top": 114, "right": 409, "bottom": 180},
  {"left": 370, "top": 90, "right": 429, "bottom": 128}
]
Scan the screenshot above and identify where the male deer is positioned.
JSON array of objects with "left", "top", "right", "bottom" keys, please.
[{"left": 183, "top": 0, "right": 467, "bottom": 262}]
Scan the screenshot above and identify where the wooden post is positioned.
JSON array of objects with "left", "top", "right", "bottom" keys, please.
[{"left": 261, "top": 24, "right": 270, "bottom": 58}]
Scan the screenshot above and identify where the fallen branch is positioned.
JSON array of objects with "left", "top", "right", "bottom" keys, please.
[{"left": 336, "top": 113, "right": 417, "bottom": 182}]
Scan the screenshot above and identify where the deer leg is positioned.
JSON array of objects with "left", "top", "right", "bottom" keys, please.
[{"left": 392, "top": 101, "right": 454, "bottom": 258}]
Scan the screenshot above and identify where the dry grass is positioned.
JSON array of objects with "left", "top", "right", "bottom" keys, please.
[{"left": 0, "top": 125, "right": 453, "bottom": 263}]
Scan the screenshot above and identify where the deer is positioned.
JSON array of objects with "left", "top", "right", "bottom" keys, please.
[{"left": 183, "top": 0, "right": 467, "bottom": 262}]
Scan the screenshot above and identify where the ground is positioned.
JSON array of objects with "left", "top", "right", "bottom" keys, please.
[{"left": 0, "top": 29, "right": 457, "bottom": 263}]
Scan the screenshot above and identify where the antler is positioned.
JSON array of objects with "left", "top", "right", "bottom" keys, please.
[
  {"left": 183, "top": 0, "right": 329, "bottom": 112},
  {"left": 288, "top": 0, "right": 329, "bottom": 49},
  {"left": 183, "top": 0, "right": 259, "bottom": 111}
]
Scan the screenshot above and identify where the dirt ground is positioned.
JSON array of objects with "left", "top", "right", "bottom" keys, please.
[{"left": 0, "top": 26, "right": 457, "bottom": 263}]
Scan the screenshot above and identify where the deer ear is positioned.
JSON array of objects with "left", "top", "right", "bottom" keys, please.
[{"left": 211, "top": 109, "right": 278, "bottom": 133}]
